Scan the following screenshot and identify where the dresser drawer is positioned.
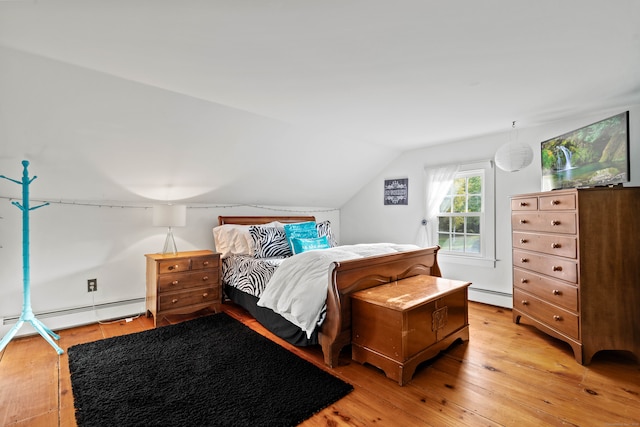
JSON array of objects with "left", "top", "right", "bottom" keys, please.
[
  {"left": 513, "top": 268, "right": 578, "bottom": 312},
  {"left": 512, "top": 212, "right": 577, "bottom": 234},
  {"left": 158, "top": 270, "right": 219, "bottom": 293},
  {"left": 158, "top": 259, "right": 191, "bottom": 274},
  {"left": 513, "top": 249, "right": 578, "bottom": 283},
  {"left": 539, "top": 193, "right": 576, "bottom": 211},
  {"left": 158, "top": 286, "right": 220, "bottom": 312},
  {"left": 512, "top": 232, "right": 577, "bottom": 259},
  {"left": 514, "top": 288, "right": 579, "bottom": 339},
  {"left": 192, "top": 256, "right": 219, "bottom": 270},
  {"left": 511, "top": 197, "right": 538, "bottom": 211}
]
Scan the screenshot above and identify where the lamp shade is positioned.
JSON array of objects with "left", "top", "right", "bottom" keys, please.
[
  {"left": 152, "top": 204, "right": 187, "bottom": 227},
  {"left": 494, "top": 141, "right": 534, "bottom": 172}
]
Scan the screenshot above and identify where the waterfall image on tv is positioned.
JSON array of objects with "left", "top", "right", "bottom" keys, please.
[{"left": 541, "top": 111, "right": 630, "bottom": 191}]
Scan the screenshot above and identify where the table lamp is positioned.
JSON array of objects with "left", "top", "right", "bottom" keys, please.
[{"left": 153, "top": 204, "right": 187, "bottom": 254}]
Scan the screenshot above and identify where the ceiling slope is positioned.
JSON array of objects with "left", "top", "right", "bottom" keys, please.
[{"left": 1, "top": 1, "right": 639, "bottom": 206}]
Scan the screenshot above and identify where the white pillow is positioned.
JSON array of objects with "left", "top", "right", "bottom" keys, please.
[
  {"left": 212, "top": 224, "right": 253, "bottom": 258},
  {"left": 212, "top": 221, "right": 283, "bottom": 258}
]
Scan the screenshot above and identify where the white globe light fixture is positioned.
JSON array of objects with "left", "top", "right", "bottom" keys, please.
[{"left": 494, "top": 121, "right": 534, "bottom": 172}]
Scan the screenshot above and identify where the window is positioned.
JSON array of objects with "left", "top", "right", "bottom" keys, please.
[
  {"left": 437, "top": 170, "right": 483, "bottom": 255},
  {"left": 429, "top": 161, "right": 495, "bottom": 267}
]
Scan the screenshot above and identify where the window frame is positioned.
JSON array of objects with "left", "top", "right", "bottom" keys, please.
[{"left": 433, "top": 160, "right": 496, "bottom": 268}]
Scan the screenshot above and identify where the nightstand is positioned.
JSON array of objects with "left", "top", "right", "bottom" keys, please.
[{"left": 145, "top": 250, "right": 221, "bottom": 326}]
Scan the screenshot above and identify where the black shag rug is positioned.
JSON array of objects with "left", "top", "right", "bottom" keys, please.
[{"left": 68, "top": 313, "right": 353, "bottom": 427}]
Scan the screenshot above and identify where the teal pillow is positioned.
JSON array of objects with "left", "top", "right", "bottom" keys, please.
[
  {"left": 291, "top": 236, "right": 331, "bottom": 254},
  {"left": 283, "top": 221, "right": 318, "bottom": 251}
]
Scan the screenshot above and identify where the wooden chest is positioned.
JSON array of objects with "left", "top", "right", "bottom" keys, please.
[
  {"left": 145, "top": 250, "right": 221, "bottom": 326},
  {"left": 351, "top": 275, "right": 471, "bottom": 385},
  {"left": 511, "top": 187, "right": 640, "bottom": 364}
]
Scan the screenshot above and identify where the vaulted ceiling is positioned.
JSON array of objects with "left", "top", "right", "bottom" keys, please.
[{"left": 1, "top": 1, "right": 639, "bottom": 206}]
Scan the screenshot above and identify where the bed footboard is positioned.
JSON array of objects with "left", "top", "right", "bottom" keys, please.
[{"left": 319, "top": 245, "right": 441, "bottom": 367}]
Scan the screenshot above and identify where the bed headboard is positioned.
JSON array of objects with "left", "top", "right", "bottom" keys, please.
[{"left": 218, "top": 216, "right": 316, "bottom": 226}]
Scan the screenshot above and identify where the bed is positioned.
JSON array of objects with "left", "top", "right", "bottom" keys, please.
[{"left": 215, "top": 215, "right": 441, "bottom": 367}]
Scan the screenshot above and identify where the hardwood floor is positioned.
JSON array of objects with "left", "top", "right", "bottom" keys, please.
[{"left": 1, "top": 301, "right": 639, "bottom": 426}]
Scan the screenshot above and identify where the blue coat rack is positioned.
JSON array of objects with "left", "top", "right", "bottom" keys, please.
[{"left": 0, "top": 161, "right": 63, "bottom": 355}]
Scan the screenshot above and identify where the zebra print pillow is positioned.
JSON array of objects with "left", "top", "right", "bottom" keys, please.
[
  {"left": 316, "top": 220, "right": 337, "bottom": 247},
  {"left": 249, "top": 226, "right": 293, "bottom": 258}
]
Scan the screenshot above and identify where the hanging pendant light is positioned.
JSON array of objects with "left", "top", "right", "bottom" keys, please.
[{"left": 494, "top": 121, "right": 534, "bottom": 172}]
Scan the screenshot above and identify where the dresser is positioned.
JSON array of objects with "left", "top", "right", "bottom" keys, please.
[
  {"left": 145, "top": 250, "right": 221, "bottom": 326},
  {"left": 511, "top": 187, "right": 640, "bottom": 364},
  {"left": 351, "top": 275, "right": 471, "bottom": 385}
]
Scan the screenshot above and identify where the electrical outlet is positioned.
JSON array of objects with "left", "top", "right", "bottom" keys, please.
[{"left": 87, "top": 278, "right": 97, "bottom": 292}]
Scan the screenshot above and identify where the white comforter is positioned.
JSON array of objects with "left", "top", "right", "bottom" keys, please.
[{"left": 256, "top": 243, "right": 421, "bottom": 338}]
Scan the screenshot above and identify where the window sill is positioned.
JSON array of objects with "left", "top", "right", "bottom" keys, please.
[{"left": 438, "top": 253, "right": 496, "bottom": 268}]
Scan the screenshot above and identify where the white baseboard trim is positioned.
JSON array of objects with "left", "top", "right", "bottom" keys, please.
[
  {"left": 468, "top": 287, "right": 513, "bottom": 309},
  {"left": 1, "top": 288, "right": 512, "bottom": 340},
  {"left": 0, "top": 298, "right": 146, "bottom": 338}
]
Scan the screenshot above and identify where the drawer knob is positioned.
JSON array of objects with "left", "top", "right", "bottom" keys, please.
[
  {"left": 551, "top": 243, "right": 561, "bottom": 249},
  {"left": 202, "top": 293, "right": 208, "bottom": 298},
  {"left": 521, "top": 300, "right": 529, "bottom": 306},
  {"left": 171, "top": 280, "right": 179, "bottom": 285},
  {"left": 520, "top": 278, "right": 528, "bottom": 283},
  {"left": 551, "top": 220, "right": 560, "bottom": 226},
  {"left": 520, "top": 258, "right": 528, "bottom": 263},
  {"left": 172, "top": 298, "right": 179, "bottom": 304},
  {"left": 552, "top": 289, "right": 561, "bottom": 295},
  {"left": 553, "top": 315, "right": 562, "bottom": 321},
  {"left": 168, "top": 264, "right": 179, "bottom": 271},
  {"left": 519, "top": 219, "right": 527, "bottom": 224},
  {"left": 519, "top": 202, "right": 528, "bottom": 207},
  {"left": 520, "top": 239, "right": 528, "bottom": 244},
  {"left": 203, "top": 261, "right": 209, "bottom": 266},
  {"left": 552, "top": 266, "right": 562, "bottom": 272},
  {"left": 551, "top": 200, "right": 560, "bottom": 205},
  {"left": 202, "top": 276, "right": 209, "bottom": 281}
]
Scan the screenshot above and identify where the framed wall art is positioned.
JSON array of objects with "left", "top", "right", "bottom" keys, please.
[{"left": 384, "top": 178, "right": 408, "bottom": 205}]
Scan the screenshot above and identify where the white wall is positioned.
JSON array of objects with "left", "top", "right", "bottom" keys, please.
[
  {"left": 0, "top": 44, "right": 355, "bottom": 341},
  {"left": 341, "top": 104, "right": 640, "bottom": 307},
  {"left": 0, "top": 202, "right": 338, "bottom": 337}
]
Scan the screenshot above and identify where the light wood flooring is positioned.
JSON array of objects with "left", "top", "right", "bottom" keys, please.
[{"left": 1, "top": 301, "right": 639, "bottom": 426}]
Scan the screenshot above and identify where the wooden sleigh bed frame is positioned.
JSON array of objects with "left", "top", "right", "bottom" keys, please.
[{"left": 218, "top": 215, "right": 442, "bottom": 367}]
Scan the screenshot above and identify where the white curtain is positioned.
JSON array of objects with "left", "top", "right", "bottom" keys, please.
[{"left": 417, "top": 164, "right": 459, "bottom": 247}]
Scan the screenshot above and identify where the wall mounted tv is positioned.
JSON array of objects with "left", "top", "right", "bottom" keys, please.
[{"left": 541, "top": 111, "right": 630, "bottom": 191}]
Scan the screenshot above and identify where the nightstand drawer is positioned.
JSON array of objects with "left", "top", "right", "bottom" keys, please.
[
  {"left": 158, "top": 270, "right": 219, "bottom": 293},
  {"left": 158, "top": 286, "right": 220, "bottom": 312},
  {"left": 192, "top": 256, "right": 219, "bottom": 270},
  {"left": 158, "top": 259, "right": 191, "bottom": 274}
]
